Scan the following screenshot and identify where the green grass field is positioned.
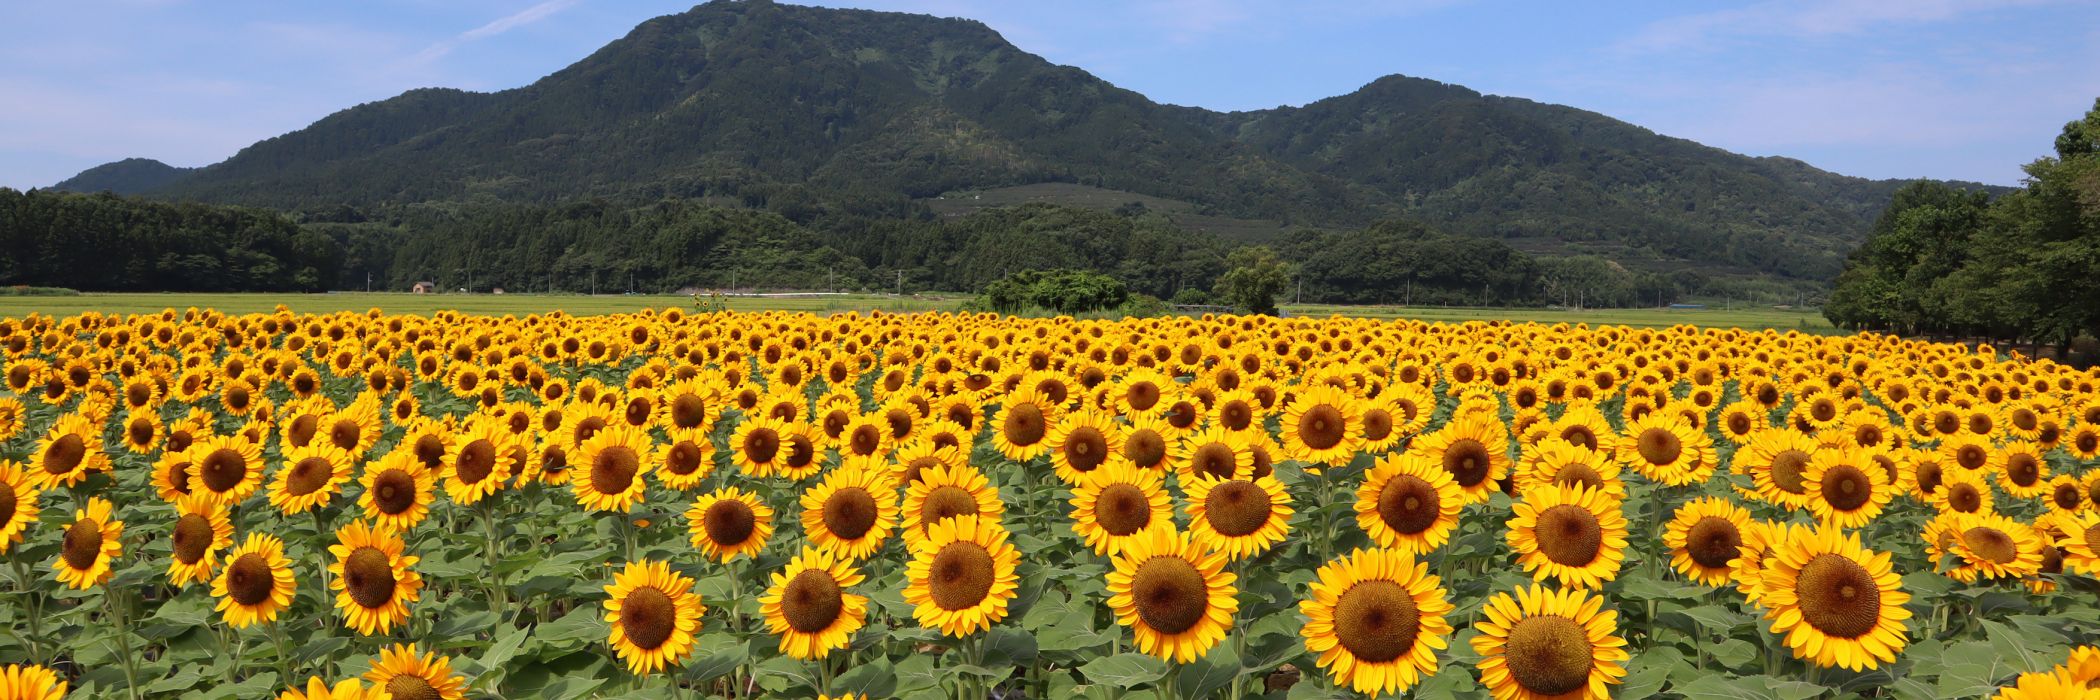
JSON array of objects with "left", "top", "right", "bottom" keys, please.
[{"left": 0, "top": 292, "right": 1837, "bottom": 331}]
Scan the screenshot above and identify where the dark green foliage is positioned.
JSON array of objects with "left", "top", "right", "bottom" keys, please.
[
  {"left": 0, "top": 189, "right": 336, "bottom": 292},
  {"left": 64, "top": 0, "right": 2002, "bottom": 284},
  {"left": 48, "top": 158, "right": 196, "bottom": 195},
  {"left": 976, "top": 269, "right": 1129, "bottom": 314},
  {"left": 1828, "top": 98, "right": 2100, "bottom": 356},
  {"left": 1283, "top": 220, "right": 1536, "bottom": 306},
  {"left": 1215, "top": 246, "right": 1293, "bottom": 315}
]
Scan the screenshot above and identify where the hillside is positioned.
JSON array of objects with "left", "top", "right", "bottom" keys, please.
[
  {"left": 49, "top": 158, "right": 196, "bottom": 195},
  {"left": 57, "top": 0, "right": 1995, "bottom": 282}
]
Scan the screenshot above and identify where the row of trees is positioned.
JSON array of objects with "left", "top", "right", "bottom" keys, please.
[
  {"left": 1826, "top": 99, "right": 2100, "bottom": 355},
  {"left": 0, "top": 190, "right": 337, "bottom": 292}
]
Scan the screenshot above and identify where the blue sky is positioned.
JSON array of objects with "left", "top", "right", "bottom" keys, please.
[{"left": 3, "top": 0, "right": 2095, "bottom": 189}]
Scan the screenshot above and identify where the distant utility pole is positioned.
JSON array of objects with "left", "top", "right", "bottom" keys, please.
[
  {"left": 895, "top": 270, "right": 905, "bottom": 297},
  {"left": 1295, "top": 279, "right": 1302, "bottom": 304},
  {"left": 365, "top": 272, "right": 371, "bottom": 293}
]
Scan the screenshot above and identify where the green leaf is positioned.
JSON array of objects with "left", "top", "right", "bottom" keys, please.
[
  {"left": 1620, "top": 647, "right": 1682, "bottom": 699},
  {"left": 1662, "top": 605, "right": 1743, "bottom": 636},
  {"left": 1175, "top": 644, "right": 1240, "bottom": 698},
  {"left": 681, "top": 632, "right": 747, "bottom": 684},
  {"left": 982, "top": 626, "right": 1038, "bottom": 668},
  {"left": 1676, "top": 674, "right": 1828, "bottom": 700},
  {"left": 1709, "top": 638, "right": 1759, "bottom": 669},
  {"left": 534, "top": 606, "right": 606, "bottom": 645},
  {"left": 833, "top": 656, "right": 899, "bottom": 698},
  {"left": 1079, "top": 653, "right": 1168, "bottom": 687}
]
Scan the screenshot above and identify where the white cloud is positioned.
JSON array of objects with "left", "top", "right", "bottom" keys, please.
[{"left": 411, "top": 0, "right": 584, "bottom": 66}]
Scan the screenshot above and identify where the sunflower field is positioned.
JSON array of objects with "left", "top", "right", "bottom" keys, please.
[{"left": 2, "top": 308, "right": 2100, "bottom": 700}]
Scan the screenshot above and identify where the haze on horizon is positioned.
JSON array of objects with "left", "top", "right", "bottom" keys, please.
[{"left": 2, "top": 0, "right": 2095, "bottom": 190}]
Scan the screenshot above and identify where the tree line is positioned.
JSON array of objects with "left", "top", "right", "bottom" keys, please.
[
  {"left": 3, "top": 185, "right": 1748, "bottom": 310},
  {"left": 1826, "top": 98, "right": 2100, "bottom": 355}
]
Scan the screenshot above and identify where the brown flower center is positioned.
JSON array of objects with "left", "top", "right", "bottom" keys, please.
[
  {"left": 702, "top": 499, "right": 757, "bottom": 547},
  {"left": 329, "top": 418, "right": 362, "bottom": 452},
  {"left": 742, "top": 428, "right": 779, "bottom": 464},
  {"left": 1203, "top": 480, "right": 1272, "bottom": 537},
  {"left": 384, "top": 675, "right": 440, "bottom": 700},
  {"left": 1096, "top": 483, "right": 1153, "bottom": 536},
  {"left": 781, "top": 569, "right": 844, "bottom": 633},
  {"left": 1334, "top": 580, "right": 1420, "bottom": 663},
  {"left": 1442, "top": 439, "right": 1492, "bottom": 487},
  {"left": 1635, "top": 427, "right": 1682, "bottom": 466},
  {"left": 1377, "top": 474, "right": 1441, "bottom": 535},
  {"left": 371, "top": 468, "right": 417, "bottom": 515},
  {"left": 1298, "top": 405, "right": 1346, "bottom": 450},
  {"left": 1794, "top": 553, "right": 1881, "bottom": 639},
  {"left": 2006, "top": 454, "right": 2040, "bottom": 487},
  {"left": 664, "top": 441, "right": 706, "bottom": 476},
  {"left": 929, "top": 541, "right": 996, "bottom": 611},
  {"left": 285, "top": 457, "right": 334, "bottom": 497},
  {"left": 1130, "top": 556, "right": 1208, "bottom": 635},
  {"left": 1002, "top": 403, "right": 1046, "bottom": 447},
  {"left": 590, "top": 446, "right": 640, "bottom": 496},
  {"left": 343, "top": 546, "right": 397, "bottom": 609},
  {"left": 225, "top": 553, "right": 274, "bottom": 606},
  {"left": 199, "top": 448, "right": 248, "bottom": 493},
  {"left": 62, "top": 518, "right": 104, "bottom": 570},
  {"left": 1685, "top": 517, "right": 1742, "bottom": 569},
  {"left": 42, "top": 434, "right": 86, "bottom": 475},
  {"left": 619, "top": 586, "right": 677, "bottom": 649},
  {"left": 1190, "top": 442, "right": 1238, "bottom": 480},
  {"left": 1535, "top": 504, "right": 1604, "bottom": 567},
  {"left": 1961, "top": 527, "right": 2018, "bottom": 565},
  {"left": 1504, "top": 615, "right": 1595, "bottom": 696},
  {"left": 922, "top": 486, "right": 980, "bottom": 524},
  {"left": 1820, "top": 465, "right": 1871, "bottom": 512},
  {"left": 172, "top": 513, "right": 213, "bottom": 565},
  {"left": 455, "top": 439, "right": 497, "bottom": 485},
  {"left": 823, "top": 487, "right": 878, "bottom": 540}
]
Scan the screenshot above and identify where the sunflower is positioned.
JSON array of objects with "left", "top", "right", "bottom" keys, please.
[
  {"left": 442, "top": 418, "right": 518, "bottom": 506},
  {"left": 1409, "top": 414, "right": 1511, "bottom": 505},
  {"left": 0, "top": 664, "right": 67, "bottom": 700},
  {"left": 1933, "top": 466, "right": 1996, "bottom": 516},
  {"left": 898, "top": 463, "right": 1005, "bottom": 549},
  {"left": 213, "top": 532, "right": 296, "bottom": 629},
  {"left": 1355, "top": 453, "right": 1463, "bottom": 557},
  {"left": 0, "top": 397, "right": 25, "bottom": 443},
  {"left": 1995, "top": 442, "right": 2049, "bottom": 499},
  {"left": 1069, "top": 461, "right": 1174, "bottom": 556},
  {"left": 992, "top": 386, "right": 1058, "bottom": 462},
  {"left": 1300, "top": 547, "right": 1454, "bottom": 697},
  {"left": 760, "top": 546, "right": 869, "bottom": 660},
  {"left": 31, "top": 412, "right": 108, "bottom": 490},
  {"left": 1803, "top": 447, "right": 1893, "bottom": 529},
  {"left": 1281, "top": 385, "right": 1362, "bottom": 467},
  {"left": 1175, "top": 427, "right": 1253, "bottom": 481},
  {"left": 268, "top": 443, "right": 354, "bottom": 515},
  {"left": 361, "top": 644, "right": 468, "bottom": 700},
  {"left": 119, "top": 408, "right": 162, "bottom": 454},
  {"left": 1993, "top": 669, "right": 2100, "bottom": 700},
  {"left": 275, "top": 677, "right": 392, "bottom": 700},
  {"left": 323, "top": 520, "right": 421, "bottom": 636},
  {"left": 1545, "top": 405, "right": 1617, "bottom": 453},
  {"left": 2054, "top": 512, "right": 2100, "bottom": 575},
  {"left": 358, "top": 449, "right": 437, "bottom": 532},
  {"left": 1616, "top": 414, "right": 1712, "bottom": 487},
  {"left": 1174, "top": 473, "right": 1288, "bottom": 561},
  {"left": 1519, "top": 442, "right": 1624, "bottom": 498},
  {"left": 166, "top": 493, "right": 232, "bottom": 588},
  {"left": 2068, "top": 425, "right": 2100, "bottom": 460},
  {"left": 1105, "top": 525, "right": 1238, "bottom": 663},
  {"left": 1472, "top": 584, "right": 1628, "bottom": 700},
  {"left": 904, "top": 514, "right": 1020, "bottom": 637},
  {"left": 571, "top": 423, "right": 654, "bottom": 512},
  {"left": 321, "top": 402, "right": 382, "bottom": 457},
  {"left": 1758, "top": 525, "right": 1910, "bottom": 670},
  {"left": 1940, "top": 433, "right": 1995, "bottom": 473},
  {"left": 652, "top": 428, "right": 717, "bottom": 491},
  {"left": 54, "top": 497, "right": 123, "bottom": 590},
  {"left": 1737, "top": 429, "right": 1819, "bottom": 511},
  {"left": 685, "top": 487, "right": 775, "bottom": 563},
  {"left": 800, "top": 465, "right": 897, "bottom": 561},
  {"left": 603, "top": 559, "right": 703, "bottom": 674},
  {"left": 188, "top": 435, "right": 265, "bottom": 505},
  {"left": 2048, "top": 475, "right": 2087, "bottom": 516},
  {"left": 1507, "top": 485, "right": 1627, "bottom": 590},
  {"left": 1715, "top": 400, "right": 1767, "bottom": 445},
  {"left": 890, "top": 438, "right": 965, "bottom": 487},
  {"left": 1945, "top": 513, "right": 2044, "bottom": 584},
  {"left": 728, "top": 416, "right": 794, "bottom": 478},
  {"left": 1047, "top": 410, "right": 1124, "bottom": 484},
  {"left": 1663, "top": 497, "right": 1759, "bottom": 586},
  {"left": 0, "top": 461, "right": 41, "bottom": 554}
]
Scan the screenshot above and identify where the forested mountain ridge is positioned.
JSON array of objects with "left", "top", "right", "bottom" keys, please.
[
  {"left": 49, "top": 158, "right": 196, "bottom": 195},
  {"left": 57, "top": 0, "right": 1997, "bottom": 283}
]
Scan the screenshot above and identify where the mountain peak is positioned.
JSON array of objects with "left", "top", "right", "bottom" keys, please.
[{"left": 48, "top": 158, "right": 195, "bottom": 195}]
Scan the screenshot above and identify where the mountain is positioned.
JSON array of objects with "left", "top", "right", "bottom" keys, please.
[
  {"left": 49, "top": 158, "right": 196, "bottom": 195},
  {"left": 56, "top": 0, "right": 1992, "bottom": 283}
]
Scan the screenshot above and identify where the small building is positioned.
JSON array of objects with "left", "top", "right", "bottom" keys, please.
[
  {"left": 491, "top": 287, "right": 506, "bottom": 295},
  {"left": 411, "top": 281, "right": 435, "bottom": 294}
]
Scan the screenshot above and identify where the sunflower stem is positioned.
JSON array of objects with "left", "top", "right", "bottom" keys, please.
[
  {"left": 270, "top": 619, "right": 294, "bottom": 683},
  {"left": 11, "top": 557, "right": 44, "bottom": 664},
  {"left": 105, "top": 587, "right": 143, "bottom": 700},
  {"left": 482, "top": 498, "right": 507, "bottom": 610}
]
